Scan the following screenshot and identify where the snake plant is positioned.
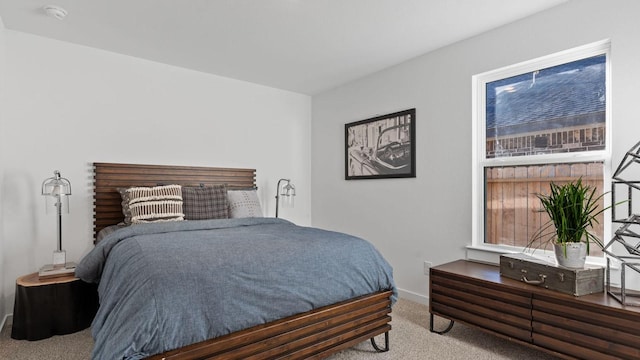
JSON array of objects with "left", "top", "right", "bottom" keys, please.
[{"left": 531, "top": 178, "right": 607, "bottom": 257}]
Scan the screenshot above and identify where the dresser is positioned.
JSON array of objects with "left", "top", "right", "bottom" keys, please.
[{"left": 429, "top": 260, "right": 640, "bottom": 360}]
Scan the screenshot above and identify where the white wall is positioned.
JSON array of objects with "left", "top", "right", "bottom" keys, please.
[
  {"left": 0, "top": 16, "right": 7, "bottom": 326},
  {"left": 311, "top": 0, "right": 640, "bottom": 303},
  {"left": 0, "top": 31, "right": 311, "bottom": 316}
]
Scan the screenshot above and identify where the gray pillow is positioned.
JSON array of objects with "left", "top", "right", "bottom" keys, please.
[
  {"left": 227, "top": 189, "right": 263, "bottom": 218},
  {"left": 96, "top": 224, "right": 128, "bottom": 243},
  {"left": 182, "top": 185, "right": 229, "bottom": 220}
]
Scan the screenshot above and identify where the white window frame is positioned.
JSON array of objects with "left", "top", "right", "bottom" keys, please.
[{"left": 470, "top": 40, "right": 612, "bottom": 265}]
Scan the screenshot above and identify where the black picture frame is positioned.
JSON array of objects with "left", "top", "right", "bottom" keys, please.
[{"left": 345, "top": 108, "right": 416, "bottom": 180}]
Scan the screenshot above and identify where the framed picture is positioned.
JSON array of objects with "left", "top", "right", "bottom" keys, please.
[{"left": 345, "top": 108, "right": 416, "bottom": 180}]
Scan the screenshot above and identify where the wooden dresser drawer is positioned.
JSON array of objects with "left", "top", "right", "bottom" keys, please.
[
  {"left": 533, "top": 294, "right": 640, "bottom": 360},
  {"left": 430, "top": 266, "right": 531, "bottom": 342}
]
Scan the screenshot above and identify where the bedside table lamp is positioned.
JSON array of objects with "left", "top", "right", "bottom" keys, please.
[
  {"left": 41, "top": 170, "right": 72, "bottom": 270},
  {"left": 275, "top": 178, "right": 295, "bottom": 218}
]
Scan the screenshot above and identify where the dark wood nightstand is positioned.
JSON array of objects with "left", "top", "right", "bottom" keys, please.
[{"left": 11, "top": 272, "right": 99, "bottom": 341}]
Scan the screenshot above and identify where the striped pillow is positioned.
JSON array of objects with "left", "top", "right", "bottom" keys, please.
[
  {"left": 182, "top": 185, "right": 229, "bottom": 220},
  {"left": 119, "top": 184, "right": 184, "bottom": 224}
]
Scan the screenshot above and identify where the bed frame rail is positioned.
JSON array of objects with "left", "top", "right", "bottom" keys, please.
[{"left": 147, "top": 290, "right": 393, "bottom": 360}]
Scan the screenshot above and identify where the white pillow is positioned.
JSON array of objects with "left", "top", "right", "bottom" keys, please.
[{"left": 227, "top": 190, "right": 263, "bottom": 218}]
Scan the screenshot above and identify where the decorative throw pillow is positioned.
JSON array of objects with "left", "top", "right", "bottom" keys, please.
[
  {"left": 227, "top": 189, "right": 263, "bottom": 218},
  {"left": 182, "top": 185, "right": 229, "bottom": 220},
  {"left": 119, "top": 184, "right": 184, "bottom": 224},
  {"left": 119, "top": 187, "right": 136, "bottom": 224}
]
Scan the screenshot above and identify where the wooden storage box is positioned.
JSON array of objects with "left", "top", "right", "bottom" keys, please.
[{"left": 500, "top": 253, "right": 604, "bottom": 296}]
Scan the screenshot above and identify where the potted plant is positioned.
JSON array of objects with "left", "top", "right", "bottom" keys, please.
[{"left": 530, "top": 178, "right": 607, "bottom": 268}]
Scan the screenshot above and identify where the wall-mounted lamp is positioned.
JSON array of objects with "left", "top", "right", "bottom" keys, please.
[
  {"left": 40, "top": 170, "right": 75, "bottom": 277},
  {"left": 275, "top": 178, "right": 296, "bottom": 218}
]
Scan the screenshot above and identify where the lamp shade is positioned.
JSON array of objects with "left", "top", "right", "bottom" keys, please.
[
  {"left": 42, "top": 170, "right": 72, "bottom": 197},
  {"left": 42, "top": 170, "right": 71, "bottom": 214}
]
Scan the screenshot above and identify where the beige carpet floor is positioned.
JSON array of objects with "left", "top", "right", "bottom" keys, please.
[{"left": 0, "top": 298, "right": 559, "bottom": 359}]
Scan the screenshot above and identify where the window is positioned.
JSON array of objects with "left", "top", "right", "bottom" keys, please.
[{"left": 472, "top": 41, "right": 611, "bottom": 260}]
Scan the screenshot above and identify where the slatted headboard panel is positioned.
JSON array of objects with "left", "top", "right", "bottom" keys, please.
[{"left": 93, "top": 162, "right": 257, "bottom": 240}]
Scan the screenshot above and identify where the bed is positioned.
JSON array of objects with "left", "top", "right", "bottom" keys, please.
[{"left": 77, "top": 162, "right": 396, "bottom": 360}]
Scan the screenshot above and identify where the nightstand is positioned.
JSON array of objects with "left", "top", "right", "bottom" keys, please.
[{"left": 10, "top": 272, "right": 99, "bottom": 341}]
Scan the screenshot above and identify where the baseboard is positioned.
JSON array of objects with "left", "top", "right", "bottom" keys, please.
[
  {"left": 397, "top": 288, "right": 428, "bottom": 305},
  {"left": 0, "top": 313, "right": 11, "bottom": 332}
]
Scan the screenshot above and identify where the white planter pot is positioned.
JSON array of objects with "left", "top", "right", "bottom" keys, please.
[{"left": 554, "top": 242, "right": 587, "bottom": 269}]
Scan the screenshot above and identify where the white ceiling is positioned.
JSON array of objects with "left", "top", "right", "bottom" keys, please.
[{"left": 0, "top": 0, "right": 568, "bottom": 95}]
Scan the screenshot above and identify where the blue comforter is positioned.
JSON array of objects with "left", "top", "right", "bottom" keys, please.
[{"left": 75, "top": 218, "right": 396, "bottom": 359}]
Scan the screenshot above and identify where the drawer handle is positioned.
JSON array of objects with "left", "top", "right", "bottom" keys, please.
[{"left": 521, "top": 274, "right": 546, "bottom": 285}]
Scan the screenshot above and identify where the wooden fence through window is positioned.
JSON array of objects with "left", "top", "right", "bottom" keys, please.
[{"left": 485, "top": 162, "right": 604, "bottom": 257}]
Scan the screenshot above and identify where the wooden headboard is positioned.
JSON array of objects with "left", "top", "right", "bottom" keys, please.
[{"left": 93, "top": 162, "right": 257, "bottom": 240}]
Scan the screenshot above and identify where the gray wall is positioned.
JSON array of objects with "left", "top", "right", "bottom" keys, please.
[{"left": 311, "top": 0, "right": 640, "bottom": 303}]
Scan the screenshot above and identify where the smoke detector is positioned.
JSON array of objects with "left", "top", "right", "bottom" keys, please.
[{"left": 43, "top": 5, "right": 68, "bottom": 20}]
